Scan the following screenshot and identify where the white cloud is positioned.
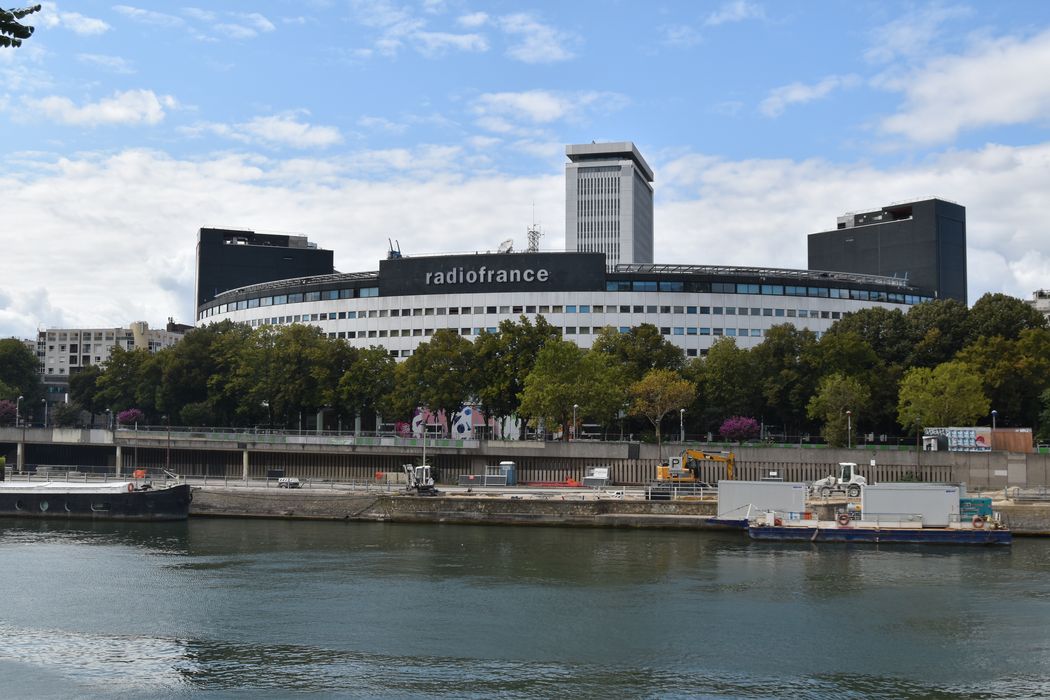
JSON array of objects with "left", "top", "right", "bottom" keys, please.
[
  {"left": 458, "top": 12, "right": 489, "bottom": 28},
  {"left": 76, "top": 53, "right": 134, "bottom": 74},
  {"left": 657, "top": 142, "right": 1050, "bottom": 304},
  {"left": 22, "top": 89, "right": 176, "bottom": 126},
  {"left": 185, "top": 113, "right": 343, "bottom": 149},
  {"left": 4, "top": 142, "right": 1050, "bottom": 337},
  {"left": 760, "top": 74, "right": 859, "bottom": 117},
  {"left": 880, "top": 28, "right": 1050, "bottom": 143},
  {"left": 413, "top": 31, "right": 488, "bottom": 57},
  {"left": 472, "top": 90, "right": 627, "bottom": 133},
  {"left": 704, "top": 0, "right": 764, "bottom": 27},
  {"left": 661, "top": 24, "right": 702, "bottom": 48},
  {"left": 39, "top": 4, "right": 111, "bottom": 35},
  {"left": 498, "top": 14, "right": 576, "bottom": 63},
  {"left": 214, "top": 12, "right": 276, "bottom": 39},
  {"left": 865, "top": 5, "right": 972, "bottom": 65},
  {"left": 357, "top": 115, "right": 408, "bottom": 133},
  {"left": 113, "top": 5, "right": 185, "bottom": 28}
]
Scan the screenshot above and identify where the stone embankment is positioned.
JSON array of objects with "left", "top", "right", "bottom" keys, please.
[{"left": 190, "top": 486, "right": 1050, "bottom": 535}]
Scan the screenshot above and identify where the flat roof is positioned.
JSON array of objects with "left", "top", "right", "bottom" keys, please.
[{"left": 566, "top": 142, "right": 654, "bottom": 182}]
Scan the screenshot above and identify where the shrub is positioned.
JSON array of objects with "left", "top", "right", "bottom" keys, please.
[{"left": 720, "top": 416, "right": 760, "bottom": 443}]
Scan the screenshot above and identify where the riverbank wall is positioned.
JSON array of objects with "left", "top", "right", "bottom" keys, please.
[{"left": 190, "top": 487, "right": 1050, "bottom": 535}]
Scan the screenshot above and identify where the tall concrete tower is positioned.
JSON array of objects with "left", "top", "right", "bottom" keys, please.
[{"left": 565, "top": 142, "right": 654, "bottom": 269}]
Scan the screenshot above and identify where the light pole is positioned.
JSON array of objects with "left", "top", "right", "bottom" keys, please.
[
  {"left": 41, "top": 398, "right": 47, "bottom": 428},
  {"left": 164, "top": 415, "right": 171, "bottom": 472},
  {"left": 16, "top": 395, "right": 23, "bottom": 428},
  {"left": 16, "top": 395, "right": 24, "bottom": 473},
  {"left": 846, "top": 410, "right": 852, "bottom": 449},
  {"left": 572, "top": 404, "right": 578, "bottom": 440},
  {"left": 991, "top": 409, "right": 997, "bottom": 431},
  {"left": 679, "top": 408, "right": 685, "bottom": 443},
  {"left": 105, "top": 408, "right": 112, "bottom": 431}
]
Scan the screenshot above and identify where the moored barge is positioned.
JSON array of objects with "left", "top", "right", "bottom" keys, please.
[{"left": 0, "top": 481, "right": 191, "bottom": 521}]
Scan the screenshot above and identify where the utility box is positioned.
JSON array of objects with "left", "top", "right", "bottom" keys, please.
[
  {"left": 861, "top": 483, "right": 961, "bottom": 527},
  {"left": 717, "top": 481, "right": 808, "bottom": 520},
  {"left": 498, "top": 461, "right": 516, "bottom": 486},
  {"left": 583, "top": 466, "right": 610, "bottom": 488}
]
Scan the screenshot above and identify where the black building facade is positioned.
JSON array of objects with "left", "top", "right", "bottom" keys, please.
[
  {"left": 195, "top": 228, "right": 335, "bottom": 307},
  {"left": 806, "top": 198, "right": 967, "bottom": 304}
]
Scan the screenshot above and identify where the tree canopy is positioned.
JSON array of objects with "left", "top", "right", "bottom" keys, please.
[{"left": 0, "top": 5, "right": 40, "bottom": 48}]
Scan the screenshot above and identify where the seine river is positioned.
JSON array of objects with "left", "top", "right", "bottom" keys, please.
[{"left": 0, "top": 518, "right": 1048, "bottom": 699}]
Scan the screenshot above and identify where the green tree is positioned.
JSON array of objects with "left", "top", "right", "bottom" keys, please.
[
  {"left": 519, "top": 340, "right": 626, "bottom": 440},
  {"left": 337, "top": 345, "right": 396, "bottom": 430},
  {"left": 69, "top": 364, "right": 106, "bottom": 425},
  {"left": 0, "top": 5, "right": 40, "bottom": 48},
  {"left": 154, "top": 320, "right": 250, "bottom": 425},
  {"left": 50, "top": 402, "right": 81, "bottom": 428},
  {"left": 474, "top": 315, "right": 561, "bottom": 437},
  {"left": 967, "top": 292, "right": 1047, "bottom": 343},
  {"left": 956, "top": 328, "right": 1050, "bottom": 427},
  {"left": 591, "top": 323, "right": 684, "bottom": 381},
  {"left": 386, "top": 329, "right": 477, "bottom": 433},
  {"left": 750, "top": 324, "right": 820, "bottom": 434},
  {"left": 684, "top": 338, "right": 759, "bottom": 433},
  {"left": 897, "top": 361, "right": 989, "bottom": 429},
  {"left": 628, "top": 369, "right": 695, "bottom": 457},
  {"left": 0, "top": 338, "right": 42, "bottom": 403},
  {"left": 826, "top": 306, "right": 915, "bottom": 367},
  {"left": 95, "top": 347, "right": 156, "bottom": 417},
  {"left": 1037, "top": 388, "right": 1050, "bottom": 444},
  {"left": 806, "top": 373, "right": 871, "bottom": 447},
  {"left": 905, "top": 298, "right": 970, "bottom": 368}
]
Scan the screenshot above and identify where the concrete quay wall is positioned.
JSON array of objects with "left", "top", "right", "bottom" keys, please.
[{"left": 190, "top": 487, "right": 1050, "bottom": 535}]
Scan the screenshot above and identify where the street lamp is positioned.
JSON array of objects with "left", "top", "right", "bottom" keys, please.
[
  {"left": 41, "top": 398, "right": 47, "bottom": 428},
  {"left": 846, "top": 410, "right": 852, "bottom": 450},
  {"left": 164, "top": 415, "right": 171, "bottom": 472},
  {"left": 16, "top": 395, "right": 23, "bottom": 428},
  {"left": 572, "top": 404, "right": 579, "bottom": 440},
  {"left": 105, "top": 408, "right": 112, "bottom": 431},
  {"left": 991, "top": 409, "right": 997, "bottom": 431},
  {"left": 679, "top": 408, "right": 685, "bottom": 443},
  {"left": 16, "top": 395, "right": 24, "bottom": 473}
]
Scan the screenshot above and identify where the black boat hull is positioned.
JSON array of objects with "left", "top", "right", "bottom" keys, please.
[{"left": 0, "top": 484, "right": 192, "bottom": 521}]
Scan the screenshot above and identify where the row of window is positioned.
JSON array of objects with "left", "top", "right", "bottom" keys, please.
[
  {"left": 200, "top": 281, "right": 927, "bottom": 321},
  {"left": 604, "top": 280, "right": 929, "bottom": 305},
  {"left": 234, "top": 305, "right": 844, "bottom": 326}
]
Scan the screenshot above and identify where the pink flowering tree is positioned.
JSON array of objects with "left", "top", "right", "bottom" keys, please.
[
  {"left": 116, "top": 408, "right": 145, "bottom": 426},
  {"left": 0, "top": 400, "right": 15, "bottom": 426},
  {"left": 719, "top": 416, "right": 760, "bottom": 443}
]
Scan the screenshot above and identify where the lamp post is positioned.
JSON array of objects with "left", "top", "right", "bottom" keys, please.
[
  {"left": 16, "top": 395, "right": 24, "bottom": 473},
  {"left": 164, "top": 415, "right": 171, "bottom": 472},
  {"left": 572, "top": 404, "right": 578, "bottom": 440},
  {"left": 679, "top": 408, "right": 685, "bottom": 443},
  {"left": 41, "top": 398, "right": 47, "bottom": 428},
  {"left": 105, "top": 408, "right": 112, "bottom": 431},
  {"left": 846, "top": 410, "right": 852, "bottom": 449},
  {"left": 991, "top": 409, "right": 997, "bottom": 431},
  {"left": 915, "top": 416, "right": 921, "bottom": 470}
]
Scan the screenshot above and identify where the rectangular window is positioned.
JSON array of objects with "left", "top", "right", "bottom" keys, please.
[
  {"left": 579, "top": 305, "right": 590, "bottom": 313},
  {"left": 660, "top": 305, "right": 671, "bottom": 314},
  {"left": 660, "top": 327, "right": 671, "bottom": 335},
  {"left": 486, "top": 306, "right": 497, "bottom": 314},
  {"left": 498, "top": 306, "right": 510, "bottom": 314},
  {"left": 619, "top": 326, "right": 631, "bottom": 333},
  {"left": 786, "top": 309, "right": 796, "bottom": 317},
  {"left": 687, "top": 306, "right": 697, "bottom": 314},
  {"left": 712, "top": 328, "right": 723, "bottom": 336},
  {"left": 566, "top": 305, "right": 577, "bottom": 313},
  {"left": 620, "top": 305, "right": 631, "bottom": 313},
  {"left": 659, "top": 281, "right": 683, "bottom": 292},
  {"left": 763, "top": 308, "right": 773, "bottom": 316},
  {"left": 687, "top": 327, "right": 697, "bottom": 336},
  {"left": 592, "top": 305, "right": 603, "bottom": 313},
  {"left": 462, "top": 328, "right": 471, "bottom": 335},
  {"left": 725, "top": 307, "right": 736, "bottom": 315},
  {"left": 304, "top": 291, "right": 321, "bottom": 302},
  {"left": 287, "top": 293, "right": 303, "bottom": 303},
  {"left": 633, "top": 305, "right": 644, "bottom": 313},
  {"left": 259, "top": 297, "right": 273, "bottom": 307},
  {"left": 359, "top": 287, "right": 378, "bottom": 297},
  {"left": 726, "top": 328, "right": 737, "bottom": 336},
  {"left": 323, "top": 290, "right": 339, "bottom": 300},
  {"left": 699, "top": 306, "right": 710, "bottom": 314},
  {"left": 526, "top": 305, "right": 536, "bottom": 313},
  {"left": 798, "top": 310, "right": 809, "bottom": 318},
  {"left": 673, "top": 327, "right": 684, "bottom": 335},
  {"left": 538, "top": 306, "right": 550, "bottom": 314},
  {"left": 633, "top": 281, "right": 657, "bottom": 292},
  {"left": 713, "top": 307, "right": 723, "bottom": 314},
  {"left": 448, "top": 307, "right": 458, "bottom": 315},
  {"left": 247, "top": 298, "right": 260, "bottom": 308},
  {"left": 378, "top": 330, "right": 388, "bottom": 337},
  {"left": 339, "top": 289, "right": 354, "bottom": 299},
  {"left": 512, "top": 306, "right": 522, "bottom": 314},
  {"left": 606, "top": 280, "right": 631, "bottom": 291},
  {"left": 647, "top": 305, "right": 658, "bottom": 314},
  {"left": 775, "top": 308, "right": 785, "bottom": 317},
  {"left": 565, "top": 327, "right": 576, "bottom": 334},
  {"left": 751, "top": 329, "right": 762, "bottom": 337},
  {"left": 552, "top": 305, "right": 564, "bottom": 313}
]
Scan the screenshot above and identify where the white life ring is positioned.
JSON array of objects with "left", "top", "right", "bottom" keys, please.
[
  {"left": 836, "top": 513, "right": 851, "bottom": 527},
  {"left": 972, "top": 515, "right": 985, "bottom": 529}
]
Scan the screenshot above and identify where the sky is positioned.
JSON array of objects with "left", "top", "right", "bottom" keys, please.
[{"left": 3, "top": 0, "right": 1050, "bottom": 339}]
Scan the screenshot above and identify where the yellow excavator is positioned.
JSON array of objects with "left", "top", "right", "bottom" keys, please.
[{"left": 656, "top": 449, "right": 735, "bottom": 485}]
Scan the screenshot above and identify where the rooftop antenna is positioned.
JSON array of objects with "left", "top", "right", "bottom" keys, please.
[
  {"left": 387, "top": 238, "right": 402, "bottom": 259},
  {"left": 497, "top": 238, "right": 514, "bottom": 254},
  {"left": 527, "top": 201, "right": 542, "bottom": 253}
]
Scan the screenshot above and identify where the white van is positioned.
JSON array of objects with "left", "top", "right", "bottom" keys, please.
[{"left": 278, "top": 477, "right": 301, "bottom": 489}]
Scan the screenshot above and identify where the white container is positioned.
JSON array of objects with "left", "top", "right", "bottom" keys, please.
[
  {"left": 861, "top": 483, "right": 961, "bottom": 527},
  {"left": 717, "top": 480, "right": 808, "bottom": 520}
]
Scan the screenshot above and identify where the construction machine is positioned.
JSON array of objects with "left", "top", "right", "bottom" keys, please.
[
  {"left": 656, "top": 449, "right": 735, "bottom": 485},
  {"left": 402, "top": 463, "right": 439, "bottom": 496},
  {"left": 811, "top": 462, "right": 866, "bottom": 498}
]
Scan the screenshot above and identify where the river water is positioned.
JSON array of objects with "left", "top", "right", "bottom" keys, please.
[{"left": 0, "top": 518, "right": 1048, "bottom": 699}]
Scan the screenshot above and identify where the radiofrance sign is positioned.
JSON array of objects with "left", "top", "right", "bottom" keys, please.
[
  {"left": 425, "top": 266, "right": 549, "bottom": 286},
  {"left": 378, "top": 252, "right": 606, "bottom": 296}
]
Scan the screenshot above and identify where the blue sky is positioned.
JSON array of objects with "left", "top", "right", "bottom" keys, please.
[{"left": 2, "top": 0, "right": 1050, "bottom": 337}]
